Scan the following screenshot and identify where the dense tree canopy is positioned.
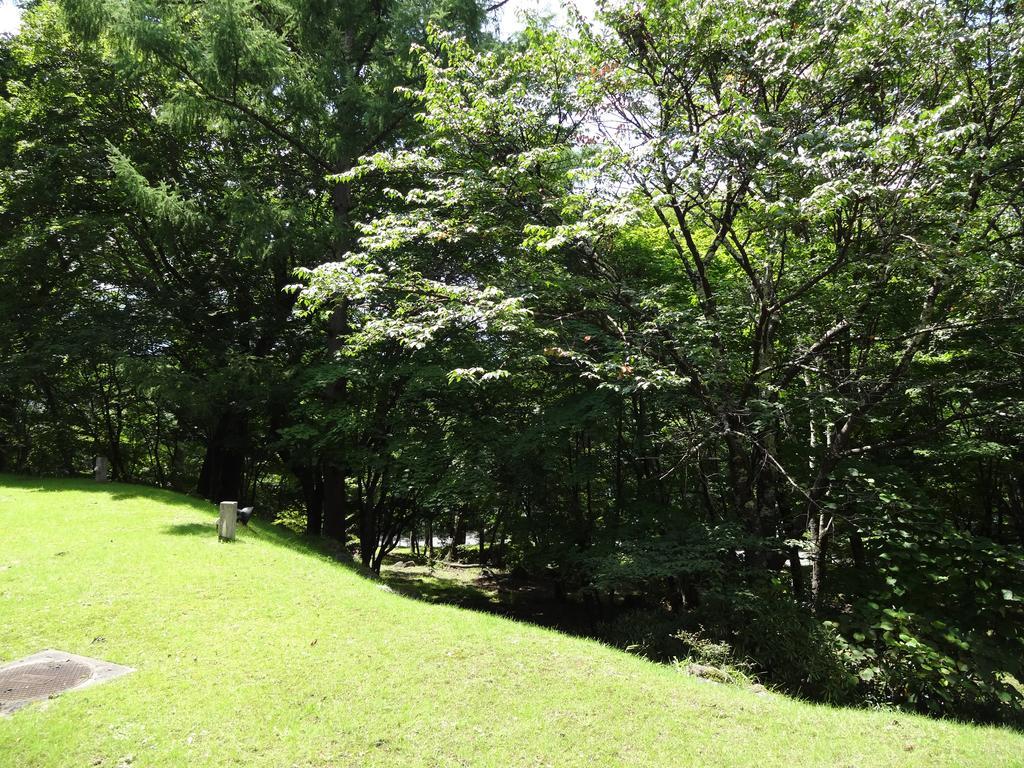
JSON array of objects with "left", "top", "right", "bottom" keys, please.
[{"left": 2, "top": 0, "right": 1023, "bottom": 725}]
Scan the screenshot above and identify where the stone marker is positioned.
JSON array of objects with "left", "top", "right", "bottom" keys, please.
[
  {"left": 218, "top": 501, "right": 238, "bottom": 541},
  {"left": 94, "top": 456, "right": 109, "bottom": 482}
]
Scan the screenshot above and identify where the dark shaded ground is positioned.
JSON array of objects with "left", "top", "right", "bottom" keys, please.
[{"left": 378, "top": 554, "right": 611, "bottom": 642}]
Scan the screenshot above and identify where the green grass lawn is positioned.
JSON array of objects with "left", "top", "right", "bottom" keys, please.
[{"left": 1, "top": 476, "right": 1022, "bottom": 767}]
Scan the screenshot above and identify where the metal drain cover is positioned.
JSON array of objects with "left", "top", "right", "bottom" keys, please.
[
  {"left": 0, "top": 650, "right": 133, "bottom": 714},
  {"left": 0, "top": 658, "right": 92, "bottom": 699}
]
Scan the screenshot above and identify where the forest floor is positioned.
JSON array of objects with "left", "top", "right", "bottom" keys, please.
[
  {"left": 378, "top": 555, "right": 613, "bottom": 644},
  {"left": 2, "top": 475, "right": 1023, "bottom": 767}
]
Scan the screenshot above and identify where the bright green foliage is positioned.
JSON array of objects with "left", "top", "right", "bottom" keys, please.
[
  {"left": 54, "top": 0, "right": 492, "bottom": 559},
  {"left": 297, "top": 0, "right": 1024, "bottom": 723},
  {"left": 2, "top": 0, "right": 492, "bottom": 536},
  {"left": 1, "top": 3, "right": 315, "bottom": 500}
]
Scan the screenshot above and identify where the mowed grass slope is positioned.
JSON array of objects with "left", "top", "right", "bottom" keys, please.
[{"left": 1, "top": 476, "right": 1022, "bottom": 768}]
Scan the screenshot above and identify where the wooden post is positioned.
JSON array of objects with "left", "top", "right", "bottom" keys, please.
[
  {"left": 94, "top": 456, "right": 109, "bottom": 482},
  {"left": 218, "top": 501, "right": 238, "bottom": 541}
]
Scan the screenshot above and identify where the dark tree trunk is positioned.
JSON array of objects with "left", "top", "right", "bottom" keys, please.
[
  {"left": 169, "top": 430, "right": 185, "bottom": 491},
  {"left": 1005, "top": 478, "right": 1024, "bottom": 545},
  {"left": 809, "top": 512, "right": 830, "bottom": 612},
  {"left": 613, "top": 403, "right": 624, "bottom": 527},
  {"left": 320, "top": 179, "right": 354, "bottom": 534},
  {"left": 788, "top": 544, "right": 805, "bottom": 601},
  {"left": 454, "top": 513, "right": 467, "bottom": 546},
  {"left": 322, "top": 464, "right": 347, "bottom": 540},
  {"left": 153, "top": 405, "right": 166, "bottom": 486},
  {"left": 358, "top": 496, "right": 378, "bottom": 569},
  {"left": 850, "top": 528, "right": 867, "bottom": 570},
  {"left": 197, "top": 410, "right": 245, "bottom": 503},
  {"left": 295, "top": 464, "right": 324, "bottom": 537}
]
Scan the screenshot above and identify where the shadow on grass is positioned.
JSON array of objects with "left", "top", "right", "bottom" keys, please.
[
  {"left": 381, "top": 569, "right": 500, "bottom": 610},
  {"left": 1, "top": 473, "right": 209, "bottom": 505},
  {"left": 0, "top": 473, "right": 350, "bottom": 564},
  {"left": 0, "top": 473, "right": 648, "bottom": 644},
  {"left": 164, "top": 522, "right": 217, "bottom": 537},
  {"left": 377, "top": 563, "right": 607, "bottom": 646}
]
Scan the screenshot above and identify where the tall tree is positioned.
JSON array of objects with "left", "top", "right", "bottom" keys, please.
[
  {"left": 57, "top": 0, "right": 488, "bottom": 529},
  {"left": 299, "top": 0, "right": 1024, "bottom": 721}
]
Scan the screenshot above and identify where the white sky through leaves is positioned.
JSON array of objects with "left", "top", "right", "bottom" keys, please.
[
  {"left": 0, "top": 1, "right": 21, "bottom": 36},
  {"left": 494, "top": 0, "right": 596, "bottom": 36}
]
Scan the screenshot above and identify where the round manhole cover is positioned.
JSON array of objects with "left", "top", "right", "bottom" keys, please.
[{"left": 0, "top": 659, "right": 92, "bottom": 704}]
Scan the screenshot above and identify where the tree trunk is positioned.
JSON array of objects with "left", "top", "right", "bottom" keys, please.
[
  {"left": 850, "top": 528, "right": 867, "bottom": 570},
  {"left": 788, "top": 544, "right": 804, "bottom": 601},
  {"left": 295, "top": 464, "right": 324, "bottom": 537},
  {"left": 322, "top": 464, "right": 347, "bottom": 540},
  {"left": 197, "top": 410, "right": 245, "bottom": 503},
  {"left": 358, "top": 493, "right": 378, "bottom": 569},
  {"left": 448, "top": 510, "right": 463, "bottom": 560},
  {"left": 809, "top": 511, "right": 830, "bottom": 611}
]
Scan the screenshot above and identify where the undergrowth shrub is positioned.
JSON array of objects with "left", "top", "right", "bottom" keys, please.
[
  {"left": 695, "top": 585, "right": 860, "bottom": 703},
  {"left": 833, "top": 513, "right": 1024, "bottom": 726},
  {"left": 594, "top": 608, "right": 688, "bottom": 660}
]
